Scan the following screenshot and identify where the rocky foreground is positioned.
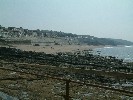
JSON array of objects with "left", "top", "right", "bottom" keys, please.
[{"left": 0, "top": 47, "right": 133, "bottom": 99}]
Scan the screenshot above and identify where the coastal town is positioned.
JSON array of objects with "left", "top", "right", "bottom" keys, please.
[
  {"left": 1, "top": 25, "right": 133, "bottom": 46},
  {"left": 0, "top": 25, "right": 133, "bottom": 99},
  {"left": 1, "top": 0, "right": 133, "bottom": 99}
]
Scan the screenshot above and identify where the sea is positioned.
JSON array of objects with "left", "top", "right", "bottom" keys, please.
[{"left": 93, "top": 45, "right": 133, "bottom": 62}]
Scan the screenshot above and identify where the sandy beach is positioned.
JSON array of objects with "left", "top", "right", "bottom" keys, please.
[{"left": 12, "top": 44, "right": 103, "bottom": 54}]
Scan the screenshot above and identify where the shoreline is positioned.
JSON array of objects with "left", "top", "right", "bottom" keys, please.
[
  {"left": 0, "top": 44, "right": 133, "bottom": 99},
  {"left": 11, "top": 44, "right": 104, "bottom": 54}
]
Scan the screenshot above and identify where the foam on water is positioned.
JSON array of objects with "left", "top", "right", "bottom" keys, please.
[
  {"left": 94, "top": 46, "right": 133, "bottom": 62},
  {"left": 104, "top": 47, "right": 113, "bottom": 48},
  {"left": 125, "top": 46, "right": 132, "bottom": 47}
]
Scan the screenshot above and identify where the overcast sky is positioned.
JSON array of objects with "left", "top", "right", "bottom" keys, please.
[{"left": 0, "top": 0, "right": 133, "bottom": 41}]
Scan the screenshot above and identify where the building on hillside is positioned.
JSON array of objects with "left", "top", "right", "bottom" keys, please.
[{"left": 8, "top": 27, "right": 16, "bottom": 31}]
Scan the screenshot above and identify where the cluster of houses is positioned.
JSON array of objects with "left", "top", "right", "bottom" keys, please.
[
  {"left": 0, "top": 25, "right": 83, "bottom": 45},
  {"left": 0, "top": 25, "right": 78, "bottom": 39},
  {"left": 0, "top": 25, "right": 40, "bottom": 38}
]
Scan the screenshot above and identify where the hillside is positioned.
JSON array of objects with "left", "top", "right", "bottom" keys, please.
[
  {"left": 0, "top": 25, "right": 133, "bottom": 46},
  {"left": 77, "top": 35, "right": 133, "bottom": 46},
  {"left": 108, "top": 38, "right": 133, "bottom": 45}
]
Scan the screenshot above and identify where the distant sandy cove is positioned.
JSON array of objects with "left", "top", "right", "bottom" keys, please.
[{"left": 11, "top": 44, "right": 103, "bottom": 54}]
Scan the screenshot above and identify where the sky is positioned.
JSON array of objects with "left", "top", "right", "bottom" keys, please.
[{"left": 0, "top": 0, "right": 133, "bottom": 41}]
